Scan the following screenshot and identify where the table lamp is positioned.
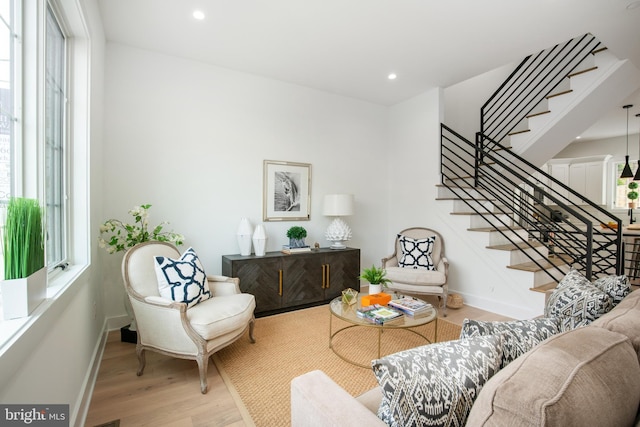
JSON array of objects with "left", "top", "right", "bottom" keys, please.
[{"left": 323, "top": 194, "right": 354, "bottom": 249}]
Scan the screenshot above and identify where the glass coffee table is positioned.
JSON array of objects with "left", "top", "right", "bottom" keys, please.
[{"left": 329, "top": 294, "right": 438, "bottom": 368}]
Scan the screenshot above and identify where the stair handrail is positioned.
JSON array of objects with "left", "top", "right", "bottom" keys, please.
[
  {"left": 441, "top": 123, "right": 623, "bottom": 283},
  {"left": 481, "top": 33, "right": 602, "bottom": 147}
]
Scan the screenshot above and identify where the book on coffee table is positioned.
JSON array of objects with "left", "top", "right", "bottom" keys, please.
[
  {"left": 356, "top": 304, "right": 404, "bottom": 324},
  {"left": 388, "top": 297, "right": 432, "bottom": 316}
]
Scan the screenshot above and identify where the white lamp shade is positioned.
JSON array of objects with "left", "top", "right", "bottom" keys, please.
[{"left": 323, "top": 194, "right": 354, "bottom": 216}]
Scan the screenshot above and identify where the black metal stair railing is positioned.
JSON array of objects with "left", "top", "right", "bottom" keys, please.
[
  {"left": 481, "top": 33, "right": 602, "bottom": 148},
  {"left": 441, "top": 124, "right": 623, "bottom": 284}
]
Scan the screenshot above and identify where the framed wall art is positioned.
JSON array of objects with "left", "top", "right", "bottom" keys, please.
[{"left": 263, "top": 160, "right": 311, "bottom": 221}]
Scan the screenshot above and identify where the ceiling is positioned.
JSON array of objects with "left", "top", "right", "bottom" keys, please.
[{"left": 97, "top": 0, "right": 640, "bottom": 140}]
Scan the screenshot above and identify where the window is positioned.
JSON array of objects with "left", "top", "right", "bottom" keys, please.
[
  {"left": 0, "top": 0, "right": 17, "bottom": 208},
  {"left": 45, "top": 4, "right": 67, "bottom": 268},
  {"left": 0, "top": 0, "right": 68, "bottom": 280},
  {"left": 613, "top": 161, "right": 638, "bottom": 209}
]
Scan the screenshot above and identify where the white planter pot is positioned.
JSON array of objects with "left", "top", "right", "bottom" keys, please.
[
  {"left": 368, "top": 284, "right": 382, "bottom": 295},
  {"left": 1, "top": 267, "right": 47, "bottom": 320}
]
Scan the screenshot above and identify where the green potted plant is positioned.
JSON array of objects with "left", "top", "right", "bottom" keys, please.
[
  {"left": 1, "top": 197, "right": 47, "bottom": 320},
  {"left": 629, "top": 181, "right": 639, "bottom": 209},
  {"left": 359, "top": 265, "right": 391, "bottom": 295},
  {"left": 286, "top": 226, "right": 307, "bottom": 248}
]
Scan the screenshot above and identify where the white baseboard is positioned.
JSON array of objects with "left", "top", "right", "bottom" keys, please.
[
  {"left": 452, "top": 290, "right": 544, "bottom": 320},
  {"left": 73, "top": 319, "right": 109, "bottom": 427}
]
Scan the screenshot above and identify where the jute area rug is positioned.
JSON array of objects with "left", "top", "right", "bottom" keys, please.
[{"left": 212, "top": 304, "right": 462, "bottom": 427}]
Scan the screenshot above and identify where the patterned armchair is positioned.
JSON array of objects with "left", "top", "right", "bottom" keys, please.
[
  {"left": 382, "top": 227, "right": 449, "bottom": 315},
  {"left": 121, "top": 241, "right": 256, "bottom": 393}
]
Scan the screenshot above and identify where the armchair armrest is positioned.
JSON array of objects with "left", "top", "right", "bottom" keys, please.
[
  {"left": 291, "top": 370, "right": 385, "bottom": 427},
  {"left": 207, "top": 275, "right": 241, "bottom": 296},
  {"left": 381, "top": 254, "right": 398, "bottom": 268}
]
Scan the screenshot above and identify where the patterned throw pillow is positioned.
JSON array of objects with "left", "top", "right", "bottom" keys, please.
[
  {"left": 154, "top": 247, "right": 212, "bottom": 308},
  {"left": 555, "top": 268, "right": 591, "bottom": 290},
  {"left": 545, "top": 277, "right": 613, "bottom": 332},
  {"left": 397, "top": 234, "right": 436, "bottom": 270},
  {"left": 372, "top": 335, "right": 502, "bottom": 427},
  {"left": 593, "top": 275, "right": 631, "bottom": 306},
  {"left": 460, "top": 318, "right": 559, "bottom": 368}
]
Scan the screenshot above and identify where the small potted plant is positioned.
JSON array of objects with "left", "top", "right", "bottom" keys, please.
[
  {"left": 629, "top": 181, "right": 639, "bottom": 209},
  {"left": 359, "top": 265, "right": 391, "bottom": 295},
  {"left": 1, "top": 197, "right": 47, "bottom": 319},
  {"left": 286, "top": 226, "right": 307, "bottom": 248}
]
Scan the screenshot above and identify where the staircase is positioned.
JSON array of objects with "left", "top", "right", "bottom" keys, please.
[{"left": 438, "top": 33, "right": 635, "bottom": 314}]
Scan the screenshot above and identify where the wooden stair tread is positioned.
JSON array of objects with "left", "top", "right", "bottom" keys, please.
[
  {"left": 526, "top": 110, "right": 550, "bottom": 118},
  {"left": 507, "top": 254, "right": 572, "bottom": 272},
  {"left": 451, "top": 211, "right": 511, "bottom": 216},
  {"left": 487, "top": 241, "right": 544, "bottom": 251},
  {"left": 508, "top": 129, "right": 531, "bottom": 136},
  {"left": 567, "top": 66, "right": 597, "bottom": 78},
  {"left": 529, "top": 282, "right": 557, "bottom": 293},
  {"left": 468, "top": 226, "right": 524, "bottom": 232},
  {"left": 546, "top": 89, "right": 573, "bottom": 99}
]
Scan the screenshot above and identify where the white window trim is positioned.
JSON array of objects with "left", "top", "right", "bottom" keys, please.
[{"left": 0, "top": 0, "right": 91, "bottom": 355}]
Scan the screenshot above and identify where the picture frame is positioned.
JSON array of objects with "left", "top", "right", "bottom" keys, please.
[{"left": 263, "top": 160, "right": 311, "bottom": 221}]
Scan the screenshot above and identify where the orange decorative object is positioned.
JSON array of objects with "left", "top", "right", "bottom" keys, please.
[{"left": 361, "top": 292, "right": 392, "bottom": 307}]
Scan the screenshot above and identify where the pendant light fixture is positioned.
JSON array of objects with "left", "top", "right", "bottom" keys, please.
[
  {"left": 621, "top": 104, "right": 634, "bottom": 178},
  {"left": 635, "top": 112, "right": 640, "bottom": 181}
]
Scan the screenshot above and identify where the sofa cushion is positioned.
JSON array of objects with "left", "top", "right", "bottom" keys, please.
[
  {"left": 591, "top": 289, "right": 640, "bottom": 363},
  {"left": 466, "top": 327, "right": 640, "bottom": 427},
  {"left": 592, "top": 274, "right": 631, "bottom": 306},
  {"left": 460, "top": 317, "right": 559, "bottom": 368},
  {"left": 371, "top": 335, "right": 502, "bottom": 427},
  {"left": 397, "top": 234, "right": 436, "bottom": 270},
  {"left": 154, "top": 247, "right": 212, "bottom": 308},
  {"left": 544, "top": 270, "right": 613, "bottom": 331}
]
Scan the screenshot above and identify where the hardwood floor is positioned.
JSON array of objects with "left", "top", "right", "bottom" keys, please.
[{"left": 84, "top": 298, "right": 511, "bottom": 427}]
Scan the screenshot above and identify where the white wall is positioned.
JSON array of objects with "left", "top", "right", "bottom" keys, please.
[
  {"left": 443, "top": 63, "right": 514, "bottom": 142},
  {"left": 102, "top": 44, "right": 391, "bottom": 320}
]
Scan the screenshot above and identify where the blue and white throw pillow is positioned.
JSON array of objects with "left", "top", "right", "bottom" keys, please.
[
  {"left": 154, "top": 247, "right": 212, "bottom": 308},
  {"left": 372, "top": 335, "right": 502, "bottom": 427},
  {"left": 397, "top": 234, "right": 436, "bottom": 270}
]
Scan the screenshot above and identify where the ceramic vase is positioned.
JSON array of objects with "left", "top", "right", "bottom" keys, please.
[
  {"left": 237, "top": 218, "right": 253, "bottom": 256},
  {"left": 253, "top": 224, "right": 267, "bottom": 256}
]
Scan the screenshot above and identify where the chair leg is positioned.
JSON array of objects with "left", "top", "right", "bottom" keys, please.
[
  {"left": 136, "top": 346, "right": 146, "bottom": 376},
  {"left": 248, "top": 318, "right": 256, "bottom": 344},
  {"left": 441, "top": 294, "right": 448, "bottom": 317},
  {"left": 197, "top": 356, "right": 209, "bottom": 394}
]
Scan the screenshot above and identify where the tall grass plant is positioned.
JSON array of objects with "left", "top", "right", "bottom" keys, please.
[{"left": 3, "top": 198, "right": 45, "bottom": 280}]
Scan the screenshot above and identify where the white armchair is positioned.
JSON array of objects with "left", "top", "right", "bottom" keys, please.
[
  {"left": 121, "top": 241, "right": 256, "bottom": 393},
  {"left": 382, "top": 227, "right": 449, "bottom": 316}
]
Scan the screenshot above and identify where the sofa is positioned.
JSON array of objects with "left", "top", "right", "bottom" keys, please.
[{"left": 291, "top": 282, "right": 640, "bottom": 426}]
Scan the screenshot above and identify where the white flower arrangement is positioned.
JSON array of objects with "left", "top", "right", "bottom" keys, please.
[{"left": 98, "top": 204, "right": 184, "bottom": 254}]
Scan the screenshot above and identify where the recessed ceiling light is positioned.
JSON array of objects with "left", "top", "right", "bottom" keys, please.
[
  {"left": 193, "top": 10, "right": 205, "bottom": 20},
  {"left": 576, "top": 136, "right": 581, "bottom": 139},
  {"left": 388, "top": 73, "right": 397, "bottom": 80}
]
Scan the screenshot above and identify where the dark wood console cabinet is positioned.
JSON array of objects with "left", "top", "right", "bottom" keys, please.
[{"left": 222, "top": 248, "right": 360, "bottom": 317}]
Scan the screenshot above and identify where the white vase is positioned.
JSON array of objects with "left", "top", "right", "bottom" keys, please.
[
  {"left": 237, "top": 218, "right": 253, "bottom": 256},
  {"left": 253, "top": 224, "right": 268, "bottom": 256},
  {"left": 368, "top": 284, "right": 382, "bottom": 295},
  {"left": 1, "top": 267, "right": 47, "bottom": 320}
]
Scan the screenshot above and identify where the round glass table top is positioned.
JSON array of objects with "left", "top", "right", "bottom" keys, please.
[{"left": 329, "top": 293, "right": 437, "bottom": 328}]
